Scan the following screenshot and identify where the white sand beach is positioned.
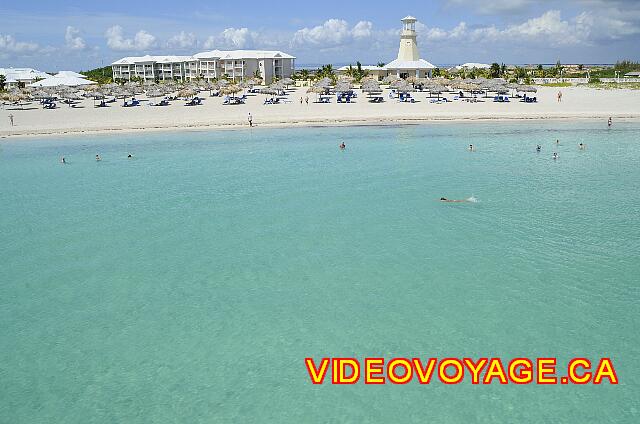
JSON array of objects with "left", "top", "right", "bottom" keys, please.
[{"left": 1, "top": 86, "right": 639, "bottom": 138}]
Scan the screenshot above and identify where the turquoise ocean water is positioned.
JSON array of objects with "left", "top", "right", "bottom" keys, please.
[{"left": 1, "top": 122, "right": 639, "bottom": 423}]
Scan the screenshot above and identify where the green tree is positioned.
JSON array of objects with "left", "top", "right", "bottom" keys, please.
[
  {"left": 377, "top": 61, "right": 386, "bottom": 68},
  {"left": 432, "top": 68, "right": 441, "bottom": 77},
  {"left": 490, "top": 62, "right": 501, "bottom": 78},
  {"left": 81, "top": 66, "right": 113, "bottom": 84},
  {"left": 315, "top": 64, "right": 336, "bottom": 82},
  {"left": 0, "top": 74, "right": 6, "bottom": 91}
]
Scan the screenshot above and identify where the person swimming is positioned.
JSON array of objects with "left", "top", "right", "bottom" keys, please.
[
  {"left": 556, "top": 139, "right": 560, "bottom": 145},
  {"left": 468, "top": 144, "right": 475, "bottom": 151},
  {"left": 96, "top": 154, "right": 101, "bottom": 161},
  {"left": 339, "top": 142, "right": 346, "bottom": 149},
  {"left": 127, "top": 154, "right": 132, "bottom": 158},
  {"left": 553, "top": 152, "right": 558, "bottom": 159},
  {"left": 536, "top": 145, "right": 541, "bottom": 152},
  {"left": 440, "top": 197, "right": 474, "bottom": 203},
  {"left": 579, "top": 143, "right": 585, "bottom": 150},
  {"left": 60, "top": 156, "right": 66, "bottom": 164}
]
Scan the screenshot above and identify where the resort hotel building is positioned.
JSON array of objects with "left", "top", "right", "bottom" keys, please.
[
  {"left": 111, "top": 50, "right": 295, "bottom": 84},
  {"left": 339, "top": 16, "right": 436, "bottom": 80}
]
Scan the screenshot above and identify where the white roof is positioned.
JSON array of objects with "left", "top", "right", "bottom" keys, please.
[
  {"left": 194, "top": 50, "right": 295, "bottom": 60},
  {"left": 29, "top": 74, "right": 93, "bottom": 87},
  {"left": 455, "top": 63, "right": 491, "bottom": 70},
  {"left": 56, "top": 70, "right": 86, "bottom": 78},
  {"left": 338, "top": 65, "right": 387, "bottom": 71},
  {"left": 0, "top": 67, "right": 50, "bottom": 81},
  {"left": 385, "top": 59, "right": 436, "bottom": 70},
  {"left": 112, "top": 55, "right": 194, "bottom": 65},
  {"left": 402, "top": 16, "right": 417, "bottom": 21}
]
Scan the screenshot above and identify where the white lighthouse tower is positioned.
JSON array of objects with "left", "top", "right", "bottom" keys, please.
[
  {"left": 385, "top": 16, "right": 436, "bottom": 79},
  {"left": 397, "top": 16, "right": 420, "bottom": 62}
]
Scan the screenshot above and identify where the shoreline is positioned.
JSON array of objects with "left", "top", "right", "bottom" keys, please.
[
  {"left": 2, "top": 113, "right": 640, "bottom": 140},
  {"left": 2, "top": 85, "right": 639, "bottom": 140}
]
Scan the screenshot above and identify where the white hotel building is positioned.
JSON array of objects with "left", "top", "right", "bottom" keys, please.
[{"left": 111, "top": 50, "right": 295, "bottom": 84}]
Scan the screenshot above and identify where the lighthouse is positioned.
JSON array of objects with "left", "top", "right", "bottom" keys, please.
[
  {"left": 397, "top": 16, "right": 420, "bottom": 62},
  {"left": 385, "top": 16, "right": 436, "bottom": 79}
]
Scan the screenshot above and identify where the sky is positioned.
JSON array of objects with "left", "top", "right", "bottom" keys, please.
[{"left": 1, "top": 0, "right": 639, "bottom": 71}]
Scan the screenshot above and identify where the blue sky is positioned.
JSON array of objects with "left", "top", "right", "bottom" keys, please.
[{"left": 1, "top": 0, "right": 639, "bottom": 71}]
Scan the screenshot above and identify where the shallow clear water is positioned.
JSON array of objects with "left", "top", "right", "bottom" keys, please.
[{"left": 1, "top": 122, "right": 639, "bottom": 423}]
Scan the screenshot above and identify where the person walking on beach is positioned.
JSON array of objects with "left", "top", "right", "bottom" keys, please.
[
  {"left": 300, "top": 97, "right": 303, "bottom": 104},
  {"left": 248, "top": 113, "right": 253, "bottom": 127},
  {"left": 557, "top": 91, "right": 563, "bottom": 102},
  {"left": 305, "top": 96, "right": 309, "bottom": 105},
  {"left": 8, "top": 114, "right": 14, "bottom": 126}
]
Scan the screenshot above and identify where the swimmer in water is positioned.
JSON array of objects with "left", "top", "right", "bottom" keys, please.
[
  {"left": 339, "top": 142, "right": 346, "bottom": 149},
  {"left": 440, "top": 197, "right": 473, "bottom": 203},
  {"left": 556, "top": 139, "right": 560, "bottom": 145},
  {"left": 60, "top": 156, "right": 66, "bottom": 164},
  {"left": 468, "top": 144, "right": 475, "bottom": 151},
  {"left": 127, "top": 154, "right": 133, "bottom": 158},
  {"left": 536, "top": 145, "right": 541, "bottom": 152},
  {"left": 579, "top": 143, "right": 585, "bottom": 150},
  {"left": 96, "top": 154, "right": 101, "bottom": 161},
  {"left": 553, "top": 152, "right": 558, "bottom": 159}
]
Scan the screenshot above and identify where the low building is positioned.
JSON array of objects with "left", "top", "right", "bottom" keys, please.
[
  {"left": 0, "top": 67, "right": 50, "bottom": 88},
  {"left": 111, "top": 50, "right": 295, "bottom": 84},
  {"left": 337, "top": 65, "right": 388, "bottom": 81},
  {"left": 450, "top": 63, "right": 491, "bottom": 71}
]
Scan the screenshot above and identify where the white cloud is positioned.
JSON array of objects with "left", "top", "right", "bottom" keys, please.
[
  {"left": 203, "top": 27, "right": 255, "bottom": 49},
  {"left": 65, "top": 26, "right": 86, "bottom": 50},
  {"left": 0, "top": 34, "right": 39, "bottom": 53},
  {"left": 105, "top": 25, "right": 156, "bottom": 51},
  {"left": 417, "top": 10, "right": 640, "bottom": 49},
  {"left": 166, "top": 31, "right": 196, "bottom": 49},
  {"left": 292, "top": 19, "right": 375, "bottom": 47},
  {"left": 352, "top": 21, "right": 373, "bottom": 39}
]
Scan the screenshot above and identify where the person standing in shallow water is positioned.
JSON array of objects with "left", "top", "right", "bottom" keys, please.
[
  {"left": 248, "top": 113, "right": 253, "bottom": 127},
  {"left": 608, "top": 117, "right": 612, "bottom": 127}
]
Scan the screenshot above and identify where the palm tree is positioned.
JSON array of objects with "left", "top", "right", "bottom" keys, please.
[
  {"left": 315, "top": 64, "right": 335, "bottom": 82},
  {"left": 490, "top": 63, "right": 501, "bottom": 78}
]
